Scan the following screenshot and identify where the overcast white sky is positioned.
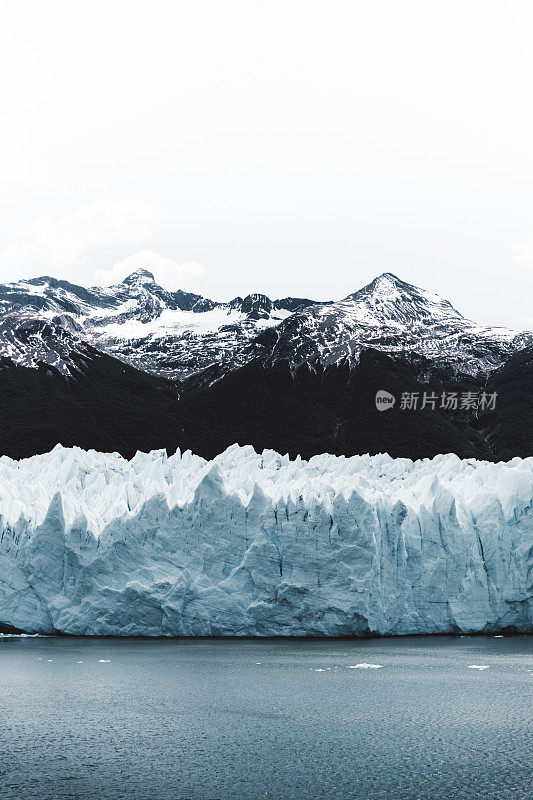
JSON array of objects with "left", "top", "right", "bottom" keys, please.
[{"left": 0, "top": 0, "right": 532, "bottom": 328}]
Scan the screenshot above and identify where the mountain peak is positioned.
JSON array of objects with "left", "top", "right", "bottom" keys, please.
[
  {"left": 121, "top": 268, "right": 156, "bottom": 286},
  {"left": 362, "top": 272, "right": 411, "bottom": 293},
  {"left": 343, "top": 272, "right": 413, "bottom": 301},
  {"left": 341, "top": 273, "right": 464, "bottom": 327},
  {"left": 374, "top": 271, "right": 402, "bottom": 283}
]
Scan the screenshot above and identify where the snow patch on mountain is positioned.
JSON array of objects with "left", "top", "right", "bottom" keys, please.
[{"left": 0, "top": 444, "right": 530, "bottom": 636}]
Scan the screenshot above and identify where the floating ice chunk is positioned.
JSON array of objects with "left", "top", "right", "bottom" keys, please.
[
  {"left": 98, "top": 659, "right": 111, "bottom": 663},
  {"left": 468, "top": 665, "right": 490, "bottom": 670},
  {"left": 313, "top": 668, "right": 326, "bottom": 672},
  {"left": 348, "top": 663, "right": 384, "bottom": 669}
]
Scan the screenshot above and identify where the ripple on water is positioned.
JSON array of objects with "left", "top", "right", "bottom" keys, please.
[{"left": 0, "top": 635, "right": 530, "bottom": 800}]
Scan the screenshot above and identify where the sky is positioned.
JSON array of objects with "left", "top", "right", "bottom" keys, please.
[{"left": 0, "top": 0, "right": 532, "bottom": 330}]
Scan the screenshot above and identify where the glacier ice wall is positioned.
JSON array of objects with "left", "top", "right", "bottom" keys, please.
[{"left": 0, "top": 444, "right": 531, "bottom": 636}]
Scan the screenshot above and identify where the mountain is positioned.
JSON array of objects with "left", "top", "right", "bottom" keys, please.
[
  {"left": 0, "top": 343, "right": 504, "bottom": 462},
  {"left": 239, "top": 273, "right": 531, "bottom": 379},
  {"left": 0, "top": 269, "right": 530, "bottom": 462},
  {"left": 0, "top": 444, "right": 530, "bottom": 635},
  {"left": 1, "top": 270, "right": 529, "bottom": 381},
  {"left": 176, "top": 351, "right": 494, "bottom": 462},
  {"left": 479, "top": 344, "right": 533, "bottom": 460},
  {"left": 0, "top": 347, "right": 182, "bottom": 460},
  {"left": 0, "top": 270, "right": 317, "bottom": 378}
]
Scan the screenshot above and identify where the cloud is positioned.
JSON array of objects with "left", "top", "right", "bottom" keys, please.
[
  {"left": 513, "top": 239, "right": 533, "bottom": 266},
  {"left": 94, "top": 250, "right": 206, "bottom": 290},
  {"left": 0, "top": 199, "right": 160, "bottom": 278},
  {"left": 0, "top": 198, "right": 206, "bottom": 292}
]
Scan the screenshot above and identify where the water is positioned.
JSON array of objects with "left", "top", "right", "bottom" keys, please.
[{"left": 0, "top": 636, "right": 531, "bottom": 800}]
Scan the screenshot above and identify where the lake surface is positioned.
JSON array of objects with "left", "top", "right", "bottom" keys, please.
[{"left": 0, "top": 635, "right": 531, "bottom": 800}]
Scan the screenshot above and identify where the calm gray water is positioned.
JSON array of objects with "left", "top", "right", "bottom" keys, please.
[{"left": 0, "top": 636, "right": 531, "bottom": 800}]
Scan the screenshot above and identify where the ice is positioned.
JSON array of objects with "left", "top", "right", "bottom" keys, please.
[
  {"left": 348, "top": 664, "right": 384, "bottom": 669},
  {"left": 468, "top": 665, "right": 490, "bottom": 670},
  {"left": 0, "top": 444, "right": 531, "bottom": 637}
]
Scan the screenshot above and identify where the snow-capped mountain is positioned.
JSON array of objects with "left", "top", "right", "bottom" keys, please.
[
  {"left": 0, "top": 270, "right": 316, "bottom": 377},
  {"left": 244, "top": 273, "right": 532, "bottom": 378},
  {"left": 0, "top": 270, "right": 528, "bottom": 381}
]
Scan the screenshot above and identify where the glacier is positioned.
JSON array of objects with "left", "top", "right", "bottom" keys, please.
[{"left": 0, "top": 444, "right": 531, "bottom": 637}]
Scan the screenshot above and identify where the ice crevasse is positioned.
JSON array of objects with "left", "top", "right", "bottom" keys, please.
[{"left": 0, "top": 443, "right": 531, "bottom": 636}]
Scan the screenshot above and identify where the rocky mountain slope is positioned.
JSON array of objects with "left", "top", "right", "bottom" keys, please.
[
  {"left": 177, "top": 351, "right": 495, "bottom": 462},
  {"left": 0, "top": 347, "right": 181, "bottom": 460},
  {"left": 240, "top": 272, "right": 531, "bottom": 379}
]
